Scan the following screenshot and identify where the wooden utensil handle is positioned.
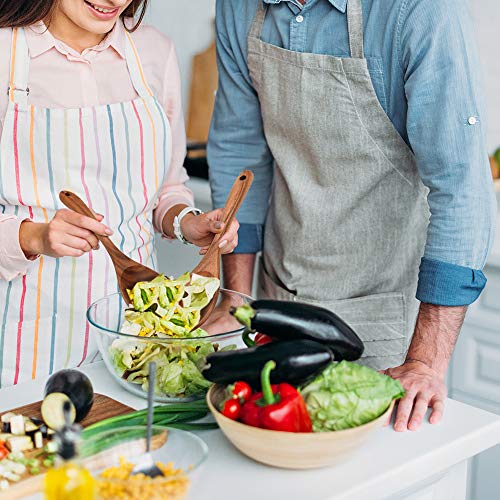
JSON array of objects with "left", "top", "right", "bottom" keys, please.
[
  {"left": 220, "top": 170, "right": 254, "bottom": 236},
  {"left": 199, "top": 171, "right": 254, "bottom": 262},
  {"left": 59, "top": 191, "right": 122, "bottom": 259}
]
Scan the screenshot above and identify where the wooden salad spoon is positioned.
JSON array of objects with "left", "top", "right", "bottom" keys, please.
[
  {"left": 193, "top": 170, "right": 254, "bottom": 329},
  {"left": 59, "top": 170, "right": 253, "bottom": 315},
  {"left": 59, "top": 190, "right": 159, "bottom": 303}
]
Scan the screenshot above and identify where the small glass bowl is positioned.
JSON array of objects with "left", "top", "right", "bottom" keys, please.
[
  {"left": 80, "top": 426, "right": 208, "bottom": 500},
  {"left": 87, "top": 289, "right": 251, "bottom": 403}
]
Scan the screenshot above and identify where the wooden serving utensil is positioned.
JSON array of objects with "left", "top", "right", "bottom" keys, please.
[
  {"left": 60, "top": 169, "right": 253, "bottom": 316},
  {"left": 59, "top": 190, "right": 159, "bottom": 303},
  {"left": 193, "top": 170, "right": 254, "bottom": 329}
]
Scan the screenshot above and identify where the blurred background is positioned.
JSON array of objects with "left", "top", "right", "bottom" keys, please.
[{"left": 145, "top": 2, "right": 500, "bottom": 498}]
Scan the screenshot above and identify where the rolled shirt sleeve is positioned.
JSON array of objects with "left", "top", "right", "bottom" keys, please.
[
  {"left": 399, "top": 0, "right": 497, "bottom": 306},
  {"left": 0, "top": 216, "right": 38, "bottom": 281},
  {"left": 208, "top": 0, "right": 273, "bottom": 253}
]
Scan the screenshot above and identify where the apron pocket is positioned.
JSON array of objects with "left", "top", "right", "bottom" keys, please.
[{"left": 257, "top": 258, "right": 407, "bottom": 368}]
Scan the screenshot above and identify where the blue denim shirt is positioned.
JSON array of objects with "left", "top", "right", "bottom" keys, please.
[{"left": 208, "top": 0, "right": 497, "bottom": 306}]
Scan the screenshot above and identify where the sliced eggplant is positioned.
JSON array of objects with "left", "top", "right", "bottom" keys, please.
[
  {"left": 34, "top": 431, "right": 43, "bottom": 450},
  {"left": 44, "top": 369, "right": 94, "bottom": 422},
  {"left": 45, "top": 441, "right": 58, "bottom": 454},
  {"left": 1, "top": 412, "right": 16, "bottom": 433},
  {"left": 9, "top": 415, "right": 25, "bottom": 436},
  {"left": 41, "top": 392, "right": 76, "bottom": 430},
  {"left": 24, "top": 420, "right": 39, "bottom": 437},
  {"left": 6, "top": 435, "right": 33, "bottom": 453}
]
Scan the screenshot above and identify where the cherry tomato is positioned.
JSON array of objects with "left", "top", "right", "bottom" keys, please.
[
  {"left": 220, "top": 398, "right": 241, "bottom": 420},
  {"left": 230, "top": 381, "right": 252, "bottom": 403}
]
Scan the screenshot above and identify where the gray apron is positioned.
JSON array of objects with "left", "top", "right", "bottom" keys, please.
[{"left": 248, "top": 0, "right": 429, "bottom": 370}]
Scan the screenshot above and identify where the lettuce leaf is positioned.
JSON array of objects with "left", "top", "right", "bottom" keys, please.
[
  {"left": 125, "top": 272, "right": 220, "bottom": 337},
  {"left": 301, "top": 361, "right": 405, "bottom": 432}
]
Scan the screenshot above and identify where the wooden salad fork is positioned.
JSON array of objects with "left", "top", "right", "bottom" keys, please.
[
  {"left": 193, "top": 170, "right": 254, "bottom": 329},
  {"left": 59, "top": 170, "right": 253, "bottom": 317}
]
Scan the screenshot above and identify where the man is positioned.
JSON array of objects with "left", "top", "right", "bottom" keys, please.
[{"left": 208, "top": 0, "right": 497, "bottom": 432}]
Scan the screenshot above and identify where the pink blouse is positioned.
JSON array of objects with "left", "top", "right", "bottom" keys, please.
[{"left": 0, "top": 21, "right": 194, "bottom": 281}]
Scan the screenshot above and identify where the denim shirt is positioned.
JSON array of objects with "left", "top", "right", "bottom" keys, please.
[{"left": 208, "top": 0, "right": 497, "bottom": 306}]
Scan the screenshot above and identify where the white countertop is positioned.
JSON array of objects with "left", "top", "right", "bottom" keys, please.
[{"left": 1, "top": 362, "right": 500, "bottom": 500}]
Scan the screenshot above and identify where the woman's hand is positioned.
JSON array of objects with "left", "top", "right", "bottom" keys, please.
[
  {"left": 181, "top": 209, "right": 239, "bottom": 255},
  {"left": 19, "top": 209, "right": 113, "bottom": 259}
]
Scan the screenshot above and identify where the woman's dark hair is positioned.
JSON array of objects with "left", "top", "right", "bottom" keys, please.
[{"left": 0, "top": 0, "right": 149, "bottom": 32}]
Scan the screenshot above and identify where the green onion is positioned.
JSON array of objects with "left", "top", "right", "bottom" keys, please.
[
  {"left": 82, "top": 400, "right": 216, "bottom": 441},
  {"left": 168, "top": 422, "right": 218, "bottom": 431}
]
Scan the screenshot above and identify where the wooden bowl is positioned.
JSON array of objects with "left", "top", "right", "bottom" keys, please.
[{"left": 207, "top": 384, "right": 394, "bottom": 470}]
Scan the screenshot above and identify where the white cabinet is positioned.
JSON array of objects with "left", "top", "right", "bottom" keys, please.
[{"left": 449, "top": 263, "right": 500, "bottom": 500}]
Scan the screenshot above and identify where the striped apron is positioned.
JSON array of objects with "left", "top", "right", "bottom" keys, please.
[{"left": 0, "top": 28, "right": 172, "bottom": 388}]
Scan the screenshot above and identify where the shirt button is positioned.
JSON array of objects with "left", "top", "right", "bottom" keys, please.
[
  {"left": 296, "top": 15, "right": 304, "bottom": 23},
  {"left": 468, "top": 116, "right": 477, "bottom": 125}
]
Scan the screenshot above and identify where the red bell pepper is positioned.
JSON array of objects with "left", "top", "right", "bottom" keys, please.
[
  {"left": 255, "top": 333, "right": 273, "bottom": 346},
  {"left": 240, "top": 361, "right": 312, "bottom": 433},
  {"left": 242, "top": 330, "right": 273, "bottom": 347}
]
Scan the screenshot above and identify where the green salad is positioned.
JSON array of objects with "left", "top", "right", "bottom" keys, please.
[
  {"left": 125, "top": 272, "right": 220, "bottom": 338},
  {"left": 110, "top": 272, "right": 232, "bottom": 398},
  {"left": 301, "top": 361, "right": 405, "bottom": 432}
]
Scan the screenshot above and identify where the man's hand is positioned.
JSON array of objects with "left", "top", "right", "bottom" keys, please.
[
  {"left": 384, "top": 302, "right": 466, "bottom": 432},
  {"left": 384, "top": 360, "right": 447, "bottom": 431}
]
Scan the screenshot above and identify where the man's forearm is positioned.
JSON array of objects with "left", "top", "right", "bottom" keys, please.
[
  {"left": 406, "top": 302, "right": 467, "bottom": 376},
  {"left": 222, "top": 253, "right": 256, "bottom": 296}
]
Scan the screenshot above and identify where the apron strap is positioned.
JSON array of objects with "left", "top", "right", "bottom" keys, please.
[
  {"left": 248, "top": 0, "right": 268, "bottom": 40},
  {"left": 8, "top": 28, "right": 30, "bottom": 107},
  {"left": 347, "top": 0, "right": 365, "bottom": 59},
  {"left": 124, "top": 31, "right": 154, "bottom": 99}
]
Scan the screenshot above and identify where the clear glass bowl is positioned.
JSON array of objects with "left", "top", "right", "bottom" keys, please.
[
  {"left": 87, "top": 290, "right": 251, "bottom": 403},
  {"left": 80, "top": 426, "right": 208, "bottom": 500}
]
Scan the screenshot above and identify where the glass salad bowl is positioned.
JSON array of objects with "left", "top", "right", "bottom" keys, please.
[
  {"left": 80, "top": 426, "right": 208, "bottom": 500},
  {"left": 87, "top": 290, "right": 251, "bottom": 403}
]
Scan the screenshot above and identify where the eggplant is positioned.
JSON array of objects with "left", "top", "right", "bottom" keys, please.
[
  {"left": 202, "top": 339, "right": 334, "bottom": 388},
  {"left": 41, "top": 392, "right": 76, "bottom": 430},
  {"left": 44, "top": 369, "right": 94, "bottom": 423},
  {"left": 231, "top": 300, "right": 364, "bottom": 361}
]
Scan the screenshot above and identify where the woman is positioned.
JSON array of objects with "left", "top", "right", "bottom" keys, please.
[{"left": 0, "top": 0, "right": 239, "bottom": 388}]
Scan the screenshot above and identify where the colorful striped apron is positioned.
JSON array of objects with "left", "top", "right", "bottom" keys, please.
[{"left": 0, "top": 28, "right": 172, "bottom": 388}]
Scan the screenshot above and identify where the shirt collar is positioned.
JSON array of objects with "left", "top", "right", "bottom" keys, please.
[
  {"left": 24, "top": 20, "right": 126, "bottom": 60},
  {"left": 263, "top": 0, "right": 347, "bottom": 13}
]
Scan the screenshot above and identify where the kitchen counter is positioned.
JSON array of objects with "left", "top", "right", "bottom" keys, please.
[{"left": 1, "top": 363, "right": 500, "bottom": 500}]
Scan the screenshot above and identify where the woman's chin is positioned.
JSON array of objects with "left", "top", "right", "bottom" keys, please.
[{"left": 80, "top": 18, "right": 119, "bottom": 35}]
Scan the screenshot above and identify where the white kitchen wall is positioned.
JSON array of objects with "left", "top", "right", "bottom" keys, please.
[
  {"left": 472, "top": 0, "right": 500, "bottom": 152},
  {"left": 144, "top": 0, "right": 216, "bottom": 114}
]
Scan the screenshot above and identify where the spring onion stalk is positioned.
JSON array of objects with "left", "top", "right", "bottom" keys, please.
[{"left": 82, "top": 400, "right": 215, "bottom": 440}]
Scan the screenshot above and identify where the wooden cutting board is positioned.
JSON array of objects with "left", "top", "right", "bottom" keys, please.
[
  {"left": 186, "top": 40, "right": 217, "bottom": 156},
  {"left": 9, "top": 393, "right": 133, "bottom": 428},
  {"left": 0, "top": 394, "right": 134, "bottom": 499}
]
